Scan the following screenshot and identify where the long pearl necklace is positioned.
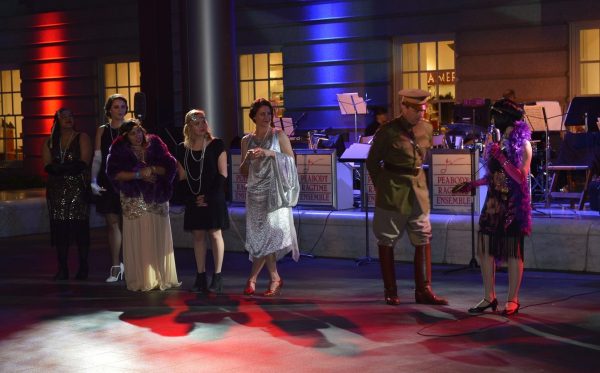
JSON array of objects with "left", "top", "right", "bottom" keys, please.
[{"left": 184, "top": 138, "right": 208, "bottom": 196}]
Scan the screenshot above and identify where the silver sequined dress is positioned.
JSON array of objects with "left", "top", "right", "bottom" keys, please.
[{"left": 245, "top": 129, "right": 299, "bottom": 261}]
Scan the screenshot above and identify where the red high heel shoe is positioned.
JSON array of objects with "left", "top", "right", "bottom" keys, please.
[
  {"left": 502, "top": 300, "right": 520, "bottom": 316},
  {"left": 243, "top": 280, "right": 256, "bottom": 296},
  {"left": 263, "top": 279, "right": 283, "bottom": 297}
]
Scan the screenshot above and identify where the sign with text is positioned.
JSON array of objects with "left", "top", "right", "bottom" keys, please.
[
  {"left": 230, "top": 152, "right": 247, "bottom": 203},
  {"left": 366, "top": 172, "right": 376, "bottom": 207},
  {"left": 296, "top": 152, "right": 334, "bottom": 206},
  {"left": 430, "top": 149, "right": 478, "bottom": 213},
  {"left": 426, "top": 70, "right": 456, "bottom": 85}
]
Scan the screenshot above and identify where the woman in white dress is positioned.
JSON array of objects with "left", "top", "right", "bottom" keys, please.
[
  {"left": 106, "top": 119, "right": 180, "bottom": 291},
  {"left": 240, "top": 98, "right": 300, "bottom": 296}
]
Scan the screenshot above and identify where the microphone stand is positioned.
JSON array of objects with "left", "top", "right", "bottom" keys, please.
[{"left": 445, "top": 145, "right": 479, "bottom": 273}]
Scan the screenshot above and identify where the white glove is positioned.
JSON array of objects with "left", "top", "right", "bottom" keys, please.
[{"left": 91, "top": 179, "right": 106, "bottom": 196}]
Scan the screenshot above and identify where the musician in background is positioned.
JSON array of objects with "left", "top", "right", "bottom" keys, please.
[
  {"left": 364, "top": 106, "right": 388, "bottom": 137},
  {"left": 366, "top": 88, "right": 448, "bottom": 306},
  {"left": 491, "top": 89, "right": 524, "bottom": 133}
]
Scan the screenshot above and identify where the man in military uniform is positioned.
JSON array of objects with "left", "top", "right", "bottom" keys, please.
[{"left": 366, "top": 88, "right": 448, "bottom": 306}]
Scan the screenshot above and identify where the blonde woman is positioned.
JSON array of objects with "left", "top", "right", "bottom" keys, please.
[{"left": 176, "top": 109, "right": 229, "bottom": 294}]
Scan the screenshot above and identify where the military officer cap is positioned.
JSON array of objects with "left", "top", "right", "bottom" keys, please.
[{"left": 398, "top": 88, "right": 430, "bottom": 105}]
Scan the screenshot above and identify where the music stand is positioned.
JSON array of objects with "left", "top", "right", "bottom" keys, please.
[
  {"left": 337, "top": 93, "right": 368, "bottom": 143},
  {"left": 563, "top": 96, "right": 600, "bottom": 132},
  {"left": 340, "top": 143, "right": 374, "bottom": 265},
  {"left": 524, "top": 102, "right": 563, "bottom": 207},
  {"left": 444, "top": 146, "right": 479, "bottom": 273},
  {"left": 274, "top": 117, "right": 295, "bottom": 137}
]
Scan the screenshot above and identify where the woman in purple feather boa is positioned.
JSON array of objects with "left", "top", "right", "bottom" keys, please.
[
  {"left": 453, "top": 120, "right": 532, "bottom": 316},
  {"left": 106, "top": 119, "right": 180, "bottom": 291}
]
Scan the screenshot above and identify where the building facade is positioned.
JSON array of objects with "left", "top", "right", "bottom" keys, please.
[{"left": 0, "top": 0, "right": 599, "bottom": 181}]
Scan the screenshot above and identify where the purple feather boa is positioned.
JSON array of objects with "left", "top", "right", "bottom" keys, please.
[
  {"left": 106, "top": 134, "right": 177, "bottom": 203},
  {"left": 483, "top": 120, "right": 532, "bottom": 235},
  {"left": 505, "top": 120, "right": 531, "bottom": 168}
]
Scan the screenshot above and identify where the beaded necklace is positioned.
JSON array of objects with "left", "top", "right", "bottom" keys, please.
[
  {"left": 184, "top": 138, "right": 208, "bottom": 195},
  {"left": 252, "top": 128, "right": 271, "bottom": 150}
]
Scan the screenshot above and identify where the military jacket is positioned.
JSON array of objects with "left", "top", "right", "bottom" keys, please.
[{"left": 366, "top": 116, "right": 432, "bottom": 214}]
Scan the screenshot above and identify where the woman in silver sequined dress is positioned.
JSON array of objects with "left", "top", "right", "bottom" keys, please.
[
  {"left": 42, "top": 108, "right": 92, "bottom": 280},
  {"left": 106, "top": 120, "right": 180, "bottom": 291},
  {"left": 240, "top": 99, "right": 299, "bottom": 296}
]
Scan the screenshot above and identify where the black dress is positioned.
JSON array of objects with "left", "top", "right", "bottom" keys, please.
[
  {"left": 478, "top": 152, "right": 531, "bottom": 260},
  {"left": 176, "top": 139, "right": 229, "bottom": 231},
  {"left": 96, "top": 124, "right": 122, "bottom": 214},
  {"left": 45, "top": 133, "right": 90, "bottom": 256}
]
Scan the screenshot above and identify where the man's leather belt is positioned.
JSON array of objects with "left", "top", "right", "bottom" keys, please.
[{"left": 383, "top": 163, "right": 421, "bottom": 176}]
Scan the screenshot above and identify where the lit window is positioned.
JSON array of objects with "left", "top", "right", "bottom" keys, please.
[
  {"left": 239, "top": 52, "right": 284, "bottom": 133},
  {"left": 578, "top": 28, "right": 600, "bottom": 94},
  {"left": 103, "top": 61, "right": 140, "bottom": 118},
  {"left": 0, "top": 69, "right": 23, "bottom": 162},
  {"left": 400, "top": 40, "right": 455, "bottom": 126}
]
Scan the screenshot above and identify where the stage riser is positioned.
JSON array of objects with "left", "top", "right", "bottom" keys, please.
[{"left": 2, "top": 200, "right": 599, "bottom": 273}]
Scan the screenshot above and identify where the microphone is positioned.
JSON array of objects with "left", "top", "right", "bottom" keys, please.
[{"left": 134, "top": 92, "right": 146, "bottom": 121}]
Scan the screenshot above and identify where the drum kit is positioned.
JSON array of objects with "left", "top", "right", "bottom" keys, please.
[{"left": 436, "top": 123, "right": 486, "bottom": 150}]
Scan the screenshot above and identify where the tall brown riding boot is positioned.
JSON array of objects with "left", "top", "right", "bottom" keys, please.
[
  {"left": 414, "top": 243, "right": 448, "bottom": 305},
  {"left": 378, "top": 245, "right": 400, "bottom": 305}
]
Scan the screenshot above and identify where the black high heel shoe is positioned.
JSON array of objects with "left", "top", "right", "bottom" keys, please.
[
  {"left": 190, "top": 272, "right": 208, "bottom": 293},
  {"left": 208, "top": 273, "right": 223, "bottom": 294},
  {"left": 502, "top": 301, "right": 520, "bottom": 316},
  {"left": 468, "top": 298, "right": 498, "bottom": 314}
]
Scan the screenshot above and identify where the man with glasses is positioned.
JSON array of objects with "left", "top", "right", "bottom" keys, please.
[{"left": 366, "top": 88, "right": 448, "bottom": 306}]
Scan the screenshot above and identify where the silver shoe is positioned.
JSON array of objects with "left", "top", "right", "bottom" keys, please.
[{"left": 105, "top": 262, "right": 124, "bottom": 282}]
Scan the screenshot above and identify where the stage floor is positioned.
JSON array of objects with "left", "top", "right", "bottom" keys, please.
[{"left": 0, "top": 229, "right": 599, "bottom": 372}]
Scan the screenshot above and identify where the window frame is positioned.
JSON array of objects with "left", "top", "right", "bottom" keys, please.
[
  {"left": 392, "top": 34, "right": 456, "bottom": 126},
  {"left": 99, "top": 58, "right": 141, "bottom": 124},
  {"left": 238, "top": 50, "right": 284, "bottom": 134},
  {"left": 0, "top": 67, "right": 23, "bottom": 165},
  {"left": 570, "top": 21, "right": 600, "bottom": 97}
]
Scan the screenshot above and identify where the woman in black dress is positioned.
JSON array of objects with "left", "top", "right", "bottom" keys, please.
[
  {"left": 90, "top": 94, "right": 128, "bottom": 282},
  {"left": 42, "top": 108, "right": 92, "bottom": 280},
  {"left": 176, "top": 109, "right": 229, "bottom": 294}
]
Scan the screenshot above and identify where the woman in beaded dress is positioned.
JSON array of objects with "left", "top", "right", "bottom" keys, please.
[
  {"left": 239, "top": 99, "right": 300, "bottom": 296},
  {"left": 453, "top": 120, "right": 532, "bottom": 316},
  {"left": 106, "top": 119, "right": 180, "bottom": 291},
  {"left": 42, "top": 108, "right": 92, "bottom": 280},
  {"left": 175, "top": 109, "right": 229, "bottom": 294},
  {"left": 90, "top": 94, "right": 128, "bottom": 282}
]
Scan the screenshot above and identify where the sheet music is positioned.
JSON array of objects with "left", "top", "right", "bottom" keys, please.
[
  {"left": 274, "top": 117, "right": 294, "bottom": 136},
  {"left": 336, "top": 93, "right": 368, "bottom": 115},
  {"left": 536, "top": 101, "right": 563, "bottom": 131},
  {"left": 524, "top": 102, "right": 563, "bottom": 131},
  {"left": 523, "top": 105, "right": 547, "bottom": 132},
  {"left": 339, "top": 143, "right": 370, "bottom": 161}
]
